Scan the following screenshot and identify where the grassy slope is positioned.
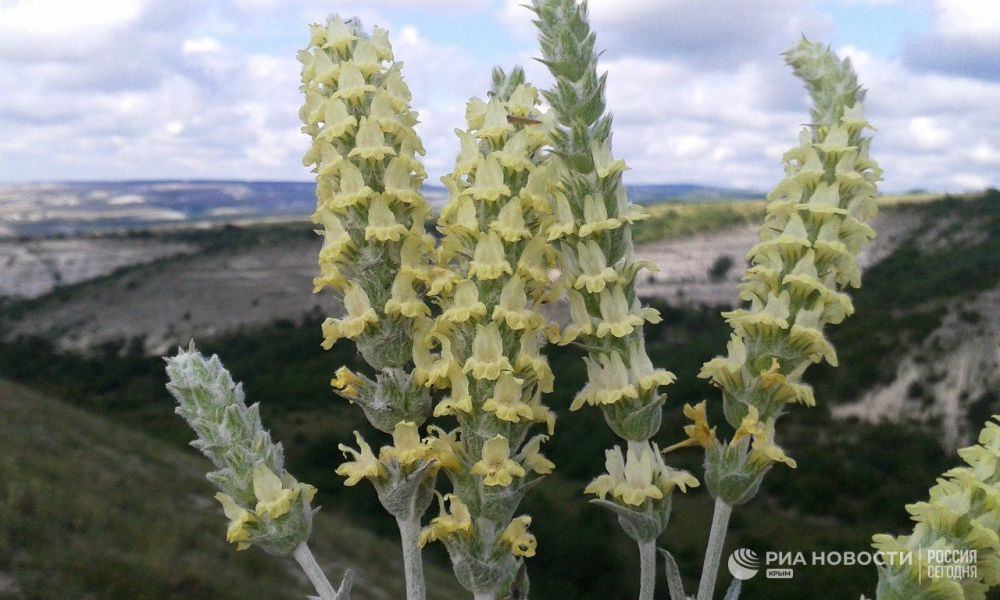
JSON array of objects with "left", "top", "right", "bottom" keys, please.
[{"left": 0, "top": 379, "right": 464, "bottom": 600}]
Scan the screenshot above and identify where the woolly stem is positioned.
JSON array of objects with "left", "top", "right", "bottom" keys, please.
[
  {"left": 638, "top": 539, "right": 657, "bottom": 600},
  {"left": 697, "top": 498, "right": 733, "bottom": 600},
  {"left": 293, "top": 542, "right": 339, "bottom": 600},
  {"left": 396, "top": 516, "right": 427, "bottom": 600}
]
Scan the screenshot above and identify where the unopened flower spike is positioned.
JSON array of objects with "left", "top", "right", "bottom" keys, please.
[{"left": 167, "top": 345, "right": 320, "bottom": 556}]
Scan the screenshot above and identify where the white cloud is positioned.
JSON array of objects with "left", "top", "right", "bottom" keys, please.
[
  {"left": 903, "top": 0, "right": 1000, "bottom": 80},
  {"left": 0, "top": 0, "right": 997, "bottom": 194},
  {"left": 0, "top": 0, "right": 142, "bottom": 33},
  {"left": 934, "top": 0, "right": 1000, "bottom": 39}
]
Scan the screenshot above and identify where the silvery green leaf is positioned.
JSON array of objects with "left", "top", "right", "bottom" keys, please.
[{"left": 659, "top": 548, "right": 687, "bottom": 600}]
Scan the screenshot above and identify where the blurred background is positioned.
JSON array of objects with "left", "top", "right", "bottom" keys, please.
[{"left": 1, "top": 1, "right": 998, "bottom": 599}]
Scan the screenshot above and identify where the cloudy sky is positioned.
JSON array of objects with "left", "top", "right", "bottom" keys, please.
[{"left": 1, "top": 0, "right": 998, "bottom": 193}]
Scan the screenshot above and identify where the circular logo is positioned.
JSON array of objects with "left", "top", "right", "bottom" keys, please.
[{"left": 728, "top": 548, "right": 760, "bottom": 580}]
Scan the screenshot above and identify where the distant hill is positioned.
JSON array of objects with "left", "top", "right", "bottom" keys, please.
[
  {"left": 625, "top": 183, "right": 763, "bottom": 205},
  {"left": 0, "top": 180, "right": 760, "bottom": 237}
]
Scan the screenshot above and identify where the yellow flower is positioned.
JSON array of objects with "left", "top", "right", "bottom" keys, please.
[
  {"left": 321, "top": 282, "right": 379, "bottom": 348},
  {"left": 731, "top": 405, "right": 765, "bottom": 444},
  {"left": 313, "top": 268, "right": 347, "bottom": 293},
  {"left": 466, "top": 156, "right": 512, "bottom": 203},
  {"left": 527, "top": 388, "right": 557, "bottom": 435},
  {"left": 442, "top": 195, "right": 480, "bottom": 239},
  {"left": 559, "top": 289, "right": 594, "bottom": 344},
  {"left": 321, "top": 17, "right": 357, "bottom": 53},
  {"left": 519, "top": 162, "right": 556, "bottom": 215},
  {"left": 336, "top": 431, "right": 387, "bottom": 485},
  {"left": 310, "top": 47, "right": 339, "bottom": 86},
  {"left": 399, "top": 235, "right": 431, "bottom": 283},
  {"left": 380, "top": 421, "right": 429, "bottom": 467},
  {"left": 330, "top": 366, "right": 365, "bottom": 400},
  {"left": 382, "top": 157, "right": 423, "bottom": 205},
  {"left": 316, "top": 142, "right": 347, "bottom": 178},
  {"left": 252, "top": 465, "right": 301, "bottom": 519},
  {"left": 516, "top": 236, "right": 553, "bottom": 285},
  {"left": 382, "top": 68, "right": 413, "bottom": 112},
  {"left": 514, "top": 331, "right": 554, "bottom": 393},
  {"left": 316, "top": 98, "right": 357, "bottom": 142},
  {"left": 463, "top": 322, "right": 514, "bottom": 381},
  {"left": 333, "top": 61, "right": 375, "bottom": 104},
  {"left": 505, "top": 83, "right": 539, "bottom": 117},
  {"left": 411, "top": 317, "right": 435, "bottom": 387},
  {"left": 748, "top": 420, "right": 797, "bottom": 469},
  {"left": 465, "top": 97, "right": 487, "bottom": 130},
  {"left": 586, "top": 443, "right": 697, "bottom": 506},
  {"left": 215, "top": 493, "right": 256, "bottom": 551},
  {"left": 492, "top": 275, "right": 543, "bottom": 331},
  {"left": 329, "top": 161, "right": 376, "bottom": 209},
  {"left": 491, "top": 129, "right": 534, "bottom": 173},
  {"left": 627, "top": 339, "right": 676, "bottom": 391},
  {"left": 385, "top": 272, "right": 430, "bottom": 318},
  {"left": 665, "top": 402, "right": 718, "bottom": 452},
  {"left": 419, "top": 493, "right": 473, "bottom": 547},
  {"left": 501, "top": 516, "right": 537, "bottom": 558},
  {"left": 491, "top": 198, "right": 530, "bottom": 242},
  {"left": 349, "top": 116, "right": 396, "bottom": 162},
  {"left": 442, "top": 279, "right": 487, "bottom": 323},
  {"left": 591, "top": 139, "right": 628, "bottom": 179},
  {"left": 468, "top": 231, "right": 513, "bottom": 281},
  {"left": 722, "top": 291, "right": 791, "bottom": 340},
  {"left": 364, "top": 196, "right": 408, "bottom": 242},
  {"left": 477, "top": 97, "right": 514, "bottom": 141},
  {"left": 452, "top": 128, "right": 480, "bottom": 177},
  {"left": 369, "top": 91, "right": 410, "bottom": 139},
  {"left": 313, "top": 209, "right": 354, "bottom": 265},
  {"left": 698, "top": 334, "right": 747, "bottom": 391},
  {"left": 578, "top": 195, "right": 622, "bottom": 237},
  {"left": 425, "top": 425, "right": 463, "bottom": 473},
  {"left": 573, "top": 240, "right": 619, "bottom": 293},
  {"left": 570, "top": 353, "right": 637, "bottom": 410},
  {"left": 651, "top": 447, "right": 700, "bottom": 495},
  {"left": 585, "top": 445, "right": 661, "bottom": 507},
  {"left": 595, "top": 285, "right": 643, "bottom": 338},
  {"left": 470, "top": 435, "right": 526, "bottom": 486},
  {"left": 518, "top": 434, "right": 555, "bottom": 475},
  {"left": 434, "top": 364, "right": 474, "bottom": 416},
  {"left": 546, "top": 191, "right": 576, "bottom": 240},
  {"left": 370, "top": 26, "right": 393, "bottom": 61},
  {"left": 426, "top": 266, "right": 459, "bottom": 297},
  {"left": 483, "top": 372, "right": 534, "bottom": 423},
  {"left": 349, "top": 39, "right": 381, "bottom": 77}
]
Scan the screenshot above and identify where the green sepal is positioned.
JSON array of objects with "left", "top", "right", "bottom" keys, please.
[
  {"left": 704, "top": 443, "right": 767, "bottom": 506},
  {"left": 372, "top": 460, "right": 437, "bottom": 521},
  {"left": 601, "top": 394, "right": 665, "bottom": 441},
  {"left": 590, "top": 495, "right": 672, "bottom": 543},
  {"left": 355, "top": 368, "right": 431, "bottom": 433}
]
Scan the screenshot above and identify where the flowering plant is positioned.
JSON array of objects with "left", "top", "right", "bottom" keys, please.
[{"left": 163, "top": 3, "right": 999, "bottom": 600}]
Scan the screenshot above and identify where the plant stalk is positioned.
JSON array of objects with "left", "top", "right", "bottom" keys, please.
[
  {"left": 293, "top": 542, "right": 339, "bottom": 600},
  {"left": 396, "top": 516, "right": 427, "bottom": 600},
  {"left": 638, "top": 539, "right": 657, "bottom": 600},
  {"left": 697, "top": 498, "right": 733, "bottom": 600}
]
